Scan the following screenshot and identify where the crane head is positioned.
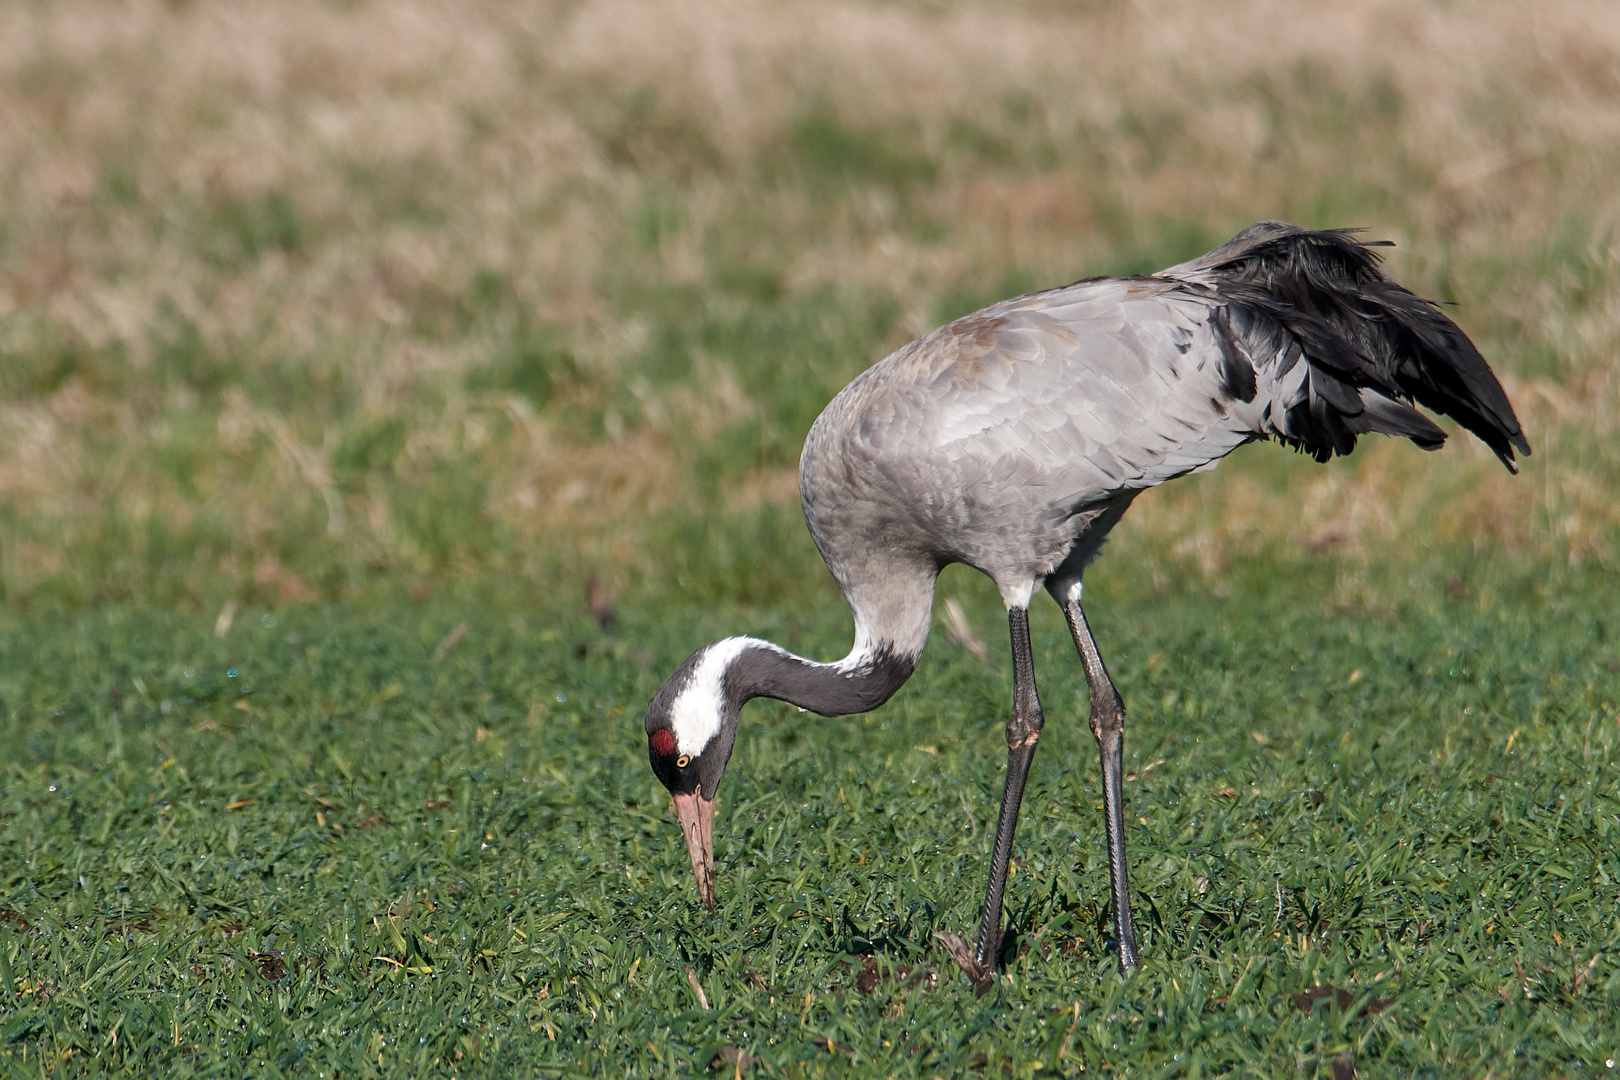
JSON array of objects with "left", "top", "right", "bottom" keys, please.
[{"left": 644, "top": 639, "right": 749, "bottom": 910}]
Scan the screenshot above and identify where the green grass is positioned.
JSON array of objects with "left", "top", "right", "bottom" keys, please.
[
  {"left": 3, "top": 557, "right": 1618, "bottom": 1077},
  {"left": 4, "top": 4, "right": 1620, "bottom": 1074}
]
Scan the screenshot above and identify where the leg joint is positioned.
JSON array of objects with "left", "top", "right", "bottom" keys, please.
[
  {"left": 1089, "top": 702, "right": 1124, "bottom": 741},
  {"left": 1089, "top": 683, "right": 1124, "bottom": 723},
  {"left": 1006, "top": 706, "right": 1044, "bottom": 748}
]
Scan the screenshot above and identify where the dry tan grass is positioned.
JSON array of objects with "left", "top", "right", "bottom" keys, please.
[{"left": 2, "top": 0, "right": 1618, "bottom": 603}]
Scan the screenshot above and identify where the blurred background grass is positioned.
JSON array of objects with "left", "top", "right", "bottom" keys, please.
[{"left": 2, "top": 0, "right": 1618, "bottom": 614}]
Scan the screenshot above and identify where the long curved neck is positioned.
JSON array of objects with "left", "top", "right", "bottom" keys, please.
[
  {"left": 710, "top": 550, "right": 936, "bottom": 717},
  {"left": 725, "top": 563, "right": 935, "bottom": 717},
  {"left": 726, "top": 635, "right": 919, "bottom": 717}
]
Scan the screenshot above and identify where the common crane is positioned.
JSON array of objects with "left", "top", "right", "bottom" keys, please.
[{"left": 644, "top": 222, "right": 1528, "bottom": 990}]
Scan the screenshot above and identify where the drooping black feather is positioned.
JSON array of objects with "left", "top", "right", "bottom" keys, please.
[{"left": 1165, "top": 221, "right": 1530, "bottom": 472}]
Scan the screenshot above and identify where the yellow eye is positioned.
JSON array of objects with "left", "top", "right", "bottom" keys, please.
[{"left": 676, "top": 755, "right": 690, "bottom": 768}]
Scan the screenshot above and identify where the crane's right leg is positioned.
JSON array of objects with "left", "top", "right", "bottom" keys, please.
[
  {"left": 1058, "top": 583, "right": 1140, "bottom": 973},
  {"left": 936, "top": 605, "right": 1044, "bottom": 995}
]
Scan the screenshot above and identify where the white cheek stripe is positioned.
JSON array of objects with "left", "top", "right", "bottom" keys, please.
[{"left": 669, "top": 637, "right": 755, "bottom": 757}]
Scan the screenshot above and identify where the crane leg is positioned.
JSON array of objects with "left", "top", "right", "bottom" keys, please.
[
  {"left": 1060, "top": 591, "right": 1140, "bottom": 973},
  {"left": 937, "top": 606, "right": 1044, "bottom": 995}
]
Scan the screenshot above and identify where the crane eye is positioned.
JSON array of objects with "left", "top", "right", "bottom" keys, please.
[{"left": 676, "top": 755, "right": 690, "bottom": 769}]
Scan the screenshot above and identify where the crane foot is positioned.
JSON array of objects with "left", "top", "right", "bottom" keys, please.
[{"left": 933, "top": 931, "right": 996, "bottom": 996}]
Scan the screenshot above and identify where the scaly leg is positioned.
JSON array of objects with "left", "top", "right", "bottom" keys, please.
[
  {"left": 1060, "top": 587, "right": 1139, "bottom": 973},
  {"left": 937, "top": 606, "right": 1044, "bottom": 995}
]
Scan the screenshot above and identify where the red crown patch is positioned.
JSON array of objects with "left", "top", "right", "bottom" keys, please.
[{"left": 649, "top": 729, "right": 676, "bottom": 757}]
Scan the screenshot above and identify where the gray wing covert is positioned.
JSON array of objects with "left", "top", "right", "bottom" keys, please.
[{"left": 923, "top": 281, "right": 1259, "bottom": 507}]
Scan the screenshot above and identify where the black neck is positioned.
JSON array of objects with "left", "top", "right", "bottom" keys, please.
[{"left": 726, "top": 642, "right": 917, "bottom": 718}]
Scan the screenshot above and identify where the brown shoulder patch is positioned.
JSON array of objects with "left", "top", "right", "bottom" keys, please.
[
  {"left": 944, "top": 313, "right": 1009, "bottom": 352},
  {"left": 922, "top": 313, "right": 1007, "bottom": 385}
]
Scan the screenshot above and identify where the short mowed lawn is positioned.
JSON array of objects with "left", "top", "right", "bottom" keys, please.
[{"left": 2, "top": 560, "right": 1617, "bottom": 1078}]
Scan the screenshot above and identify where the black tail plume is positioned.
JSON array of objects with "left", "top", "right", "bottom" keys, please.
[{"left": 1165, "top": 221, "right": 1530, "bottom": 472}]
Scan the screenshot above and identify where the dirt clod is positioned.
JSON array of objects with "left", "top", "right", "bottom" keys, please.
[
  {"left": 252, "top": 949, "right": 288, "bottom": 980},
  {"left": 708, "top": 1047, "right": 757, "bottom": 1071},
  {"left": 1291, "top": 984, "right": 1391, "bottom": 1017}
]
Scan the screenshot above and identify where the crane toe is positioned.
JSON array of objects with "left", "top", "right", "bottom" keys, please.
[{"left": 934, "top": 930, "right": 997, "bottom": 996}]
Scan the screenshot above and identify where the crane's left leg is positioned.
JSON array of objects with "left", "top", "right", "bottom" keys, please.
[
  {"left": 936, "top": 605, "right": 1044, "bottom": 995},
  {"left": 1059, "top": 584, "right": 1140, "bottom": 973}
]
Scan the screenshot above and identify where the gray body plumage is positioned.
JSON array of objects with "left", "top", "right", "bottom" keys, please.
[
  {"left": 800, "top": 223, "right": 1528, "bottom": 662},
  {"left": 803, "top": 278, "right": 1233, "bottom": 622}
]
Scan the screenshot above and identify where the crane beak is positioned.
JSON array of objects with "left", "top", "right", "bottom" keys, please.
[{"left": 672, "top": 791, "right": 716, "bottom": 909}]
